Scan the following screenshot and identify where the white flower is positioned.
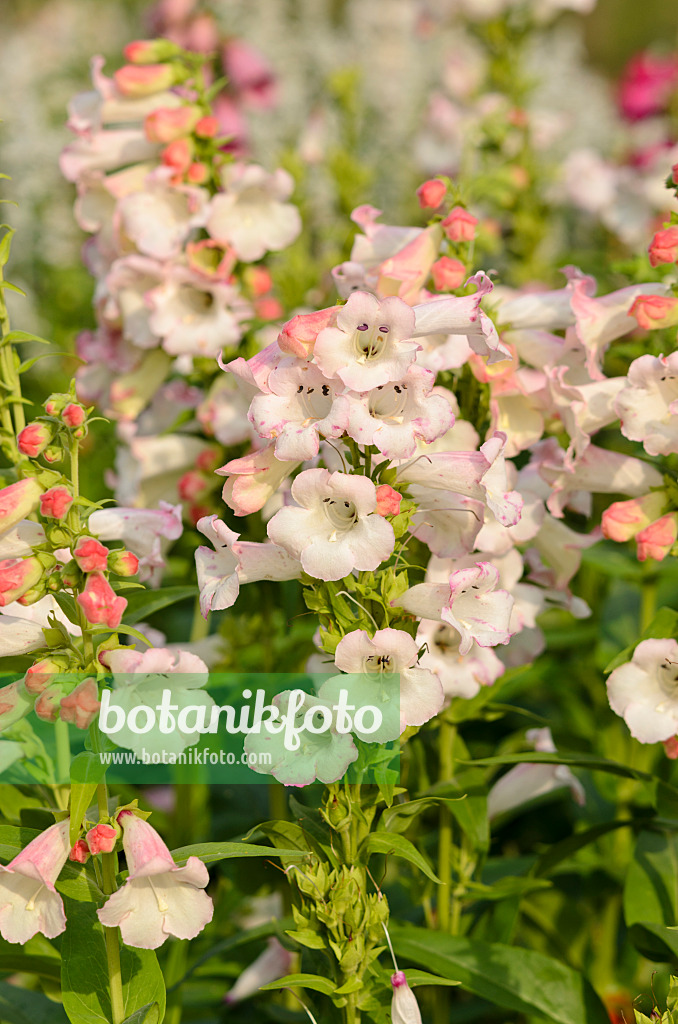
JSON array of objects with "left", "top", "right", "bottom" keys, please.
[
  {"left": 206, "top": 163, "right": 301, "bottom": 262},
  {"left": 615, "top": 353, "right": 678, "bottom": 457},
  {"left": 607, "top": 638, "right": 678, "bottom": 744},
  {"left": 0, "top": 820, "right": 70, "bottom": 943}
]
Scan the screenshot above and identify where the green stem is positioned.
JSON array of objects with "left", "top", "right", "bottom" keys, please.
[
  {"left": 54, "top": 718, "right": 71, "bottom": 784},
  {"left": 97, "top": 782, "right": 125, "bottom": 1024},
  {"left": 437, "top": 718, "right": 456, "bottom": 933},
  {"left": 189, "top": 593, "right": 209, "bottom": 643},
  {"left": 640, "top": 563, "right": 657, "bottom": 633},
  {"left": 164, "top": 940, "right": 188, "bottom": 1024}
]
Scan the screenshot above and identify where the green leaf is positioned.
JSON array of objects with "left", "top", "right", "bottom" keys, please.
[
  {"left": 3, "top": 330, "right": 51, "bottom": 345},
  {"left": 624, "top": 829, "right": 678, "bottom": 961},
  {"left": 19, "top": 351, "right": 74, "bottom": 373},
  {"left": 52, "top": 591, "right": 81, "bottom": 626},
  {"left": 61, "top": 898, "right": 166, "bottom": 1024},
  {"left": 381, "top": 795, "right": 465, "bottom": 835},
  {"left": 171, "top": 840, "right": 307, "bottom": 865},
  {"left": 121, "top": 1003, "right": 160, "bottom": 1024},
  {"left": 605, "top": 607, "right": 678, "bottom": 673},
  {"left": 0, "top": 228, "right": 15, "bottom": 268},
  {"left": 90, "top": 624, "right": 154, "bottom": 646},
  {"left": 0, "top": 953, "right": 61, "bottom": 980},
  {"left": 122, "top": 586, "right": 196, "bottom": 625},
  {"left": 361, "top": 831, "right": 440, "bottom": 883},
  {"left": 259, "top": 973, "right": 336, "bottom": 996},
  {"left": 534, "top": 820, "right": 635, "bottom": 878},
  {"left": 428, "top": 773, "right": 489, "bottom": 851},
  {"left": 0, "top": 980, "right": 68, "bottom": 1024},
  {"left": 391, "top": 926, "right": 610, "bottom": 1024},
  {"left": 68, "top": 780, "right": 99, "bottom": 848},
  {"left": 401, "top": 970, "right": 461, "bottom": 988}
]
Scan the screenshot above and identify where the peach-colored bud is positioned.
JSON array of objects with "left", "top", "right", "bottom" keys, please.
[
  {"left": 178, "top": 470, "right": 207, "bottom": 502},
  {"left": 376, "top": 484, "right": 402, "bottom": 517},
  {"left": 40, "top": 486, "right": 73, "bottom": 520},
  {"left": 636, "top": 512, "right": 678, "bottom": 562},
  {"left": 76, "top": 572, "right": 127, "bottom": 628},
  {"left": 245, "top": 265, "right": 273, "bottom": 297},
  {"left": 17, "top": 422, "right": 52, "bottom": 458},
  {"left": 69, "top": 840, "right": 90, "bottom": 863},
  {"left": 416, "top": 178, "right": 447, "bottom": 209},
  {"left": 255, "top": 297, "right": 283, "bottom": 321},
  {"left": 648, "top": 226, "right": 678, "bottom": 267},
  {"left": 73, "top": 538, "right": 109, "bottom": 574},
  {"left": 431, "top": 256, "right": 467, "bottom": 291},
  {"left": 186, "top": 161, "right": 208, "bottom": 184},
  {"left": 629, "top": 294, "right": 678, "bottom": 330},
  {"left": 34, "top": 683, "right": 63, "bottom": 723},
  {"left": 144, "top": 105, "right": 200, "bottom": 143},
  {"left": 114, "top": 63, "right": 177, "bottom": 98},
  {"left": 62, "top": 403, "right": 86, "bottom": 428},
  {"left": 602, "top": 492, "right": 666, "bottom": 542},
  {"left": 86, "top": 823, "right": 118, "bottom": 855},
  {"left": 0, "top": 478, "right": 42, "bottom": 532},
  {"left": 24, "top": 657, "right": 69, "bottom": 695},
  {"left": 123, "top": 39, "right": 181, "bottom": 64},
  {"left": 107, "top": 550, "right": 140, "bottom": 577},
  {"left": 0, "top": 556, "right": 43, "bottom": 606},
  {"left": 441, "top": 206, "right": 478, "bottom": 242},
  {"left": 162, "top": 137, "right": 193, "bottom": 173},
  {"left": 60, "top": 678, "right": 101, "bottom": 730},
  {"left": 195, "top": 115, "right": 219, "bottom": 138},
  {"left": 278, "top": 306, "right": 337, "bottom": 358},
  {"left": 664, "top": 736, "right": 678, "bottom": 759}
]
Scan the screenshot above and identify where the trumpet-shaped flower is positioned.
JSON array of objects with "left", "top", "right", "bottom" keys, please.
[
  {"left": 0, "top": 819, "right": 70, "bottom": 943},
  {"left": 391, "top": 971, "right": 423, "bottom": 1024},
  {"left": 607, "top": 638, "right": 678, "bottom": 743},
  {"left": 616, "top": 353, "right": 678, "bottom": 456},
  {"left": 97, "top": 810, "right": 213, "bottom": 948},
  {"left": 267, "top": 469, "right": 395, "bottom": 581},
  {"left": 206, "top": 163, "right": 301, "bottom": 262}
]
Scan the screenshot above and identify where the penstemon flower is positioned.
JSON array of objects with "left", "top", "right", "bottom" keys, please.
[{"left": 0, "top": 819, "right": 70, "bottom": 943}]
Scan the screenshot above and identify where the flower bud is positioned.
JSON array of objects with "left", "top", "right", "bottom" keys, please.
[
  {"left": 60, "top": 559, "right": 82, "bottom": 589},
  {"left": 123, "top": 39, "right": 182, "bottom": 64},
  {"left": 0, "top": 680, "right": 34, "bottom": 729},
  {"left": 44, "top": 396, "right": 66, "bottom": 416},
  {"left": 441, "top": 206, "right": 478, "bottom": 242},
  {"left": 416, "top": 178, "right": 447, "bottom": 209},
  {"left": 40, "top": 486, "right": 73, "bottom": 520},
  {"left": 73, "top": 538, "right": 109, "bottom": 574},
  {"left": 76, "top": 572, "right": 127, "bottom": 629},
  {"left": 17, "top": 423, "right": 53, "bottom": 458},
  {"left": 17, "top": 581, "right": 49, "bottom": 606},
  {"left": 186, "top": 161, "right": 208, "bottom": 184},
  {"left": 34, "top": 683, "right": 64, "bottom": 723},
  {"left": 648, "top": 226, "right": 678, "bottom": 267},
  {"left": 391, "top": 972, "right": 422, "bottom": 1024},
  {"left": 144, "top": 105, "right": 201, "bottom": 143},
  {"left": 62, "top": 403, "right": 86, "bottom": 429},
  {"left": 86, "top": 823, "right": 118, "bottom": 855},
  {"left": 162, "top": 137, "right": 194, "bottom": 174},
  {"left": 69, "top": 840, "right": 90, "bottom": 864},
  {"left": 629, "top": 294, "right": 678, "bottom": 330},
  {"left": 664, "top": 736, "right": 678, "bottom": 759},
  {"left": 636, "top": 512, "right": 678, "bottom": 562},
  {"left": 24, "top": 656, "right": 70, "bottom": 695},
  {"left": 114, "top": 63, "right": 179, "bottom": 98},
  {"left": 60, "top": 678, "right": 101, "bottom": 730},
  {"left": 0, "top": 478, "right": 42, "bottom": 533},
  {"left": 375, "top": 484, "right": 402, "bottom": 517},
  {"left": 178, "top": 470, "right": 208, "bottom": 502},
  {"left": 195, "top": 115, "right": 219, "bottom": 138},
  {"left": 431, "top": 256, "right": 466, "bottom": 291},
  {"left": 0, "top": 556, "right": 43, "bottom": 606},
  {"left": 602, "top": 493, "right": 667, "bottom": 542},
  {"left": 42, "top": 446, "right": 63, "bottom": 464},
  {"left": 107, "top": 549, "right": 139, "bottom": 577}
]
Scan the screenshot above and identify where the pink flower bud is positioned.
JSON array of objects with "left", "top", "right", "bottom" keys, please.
[
  {"left": 69, "top": 840, "right": 90, "bottom": 864},
  {"left": 376, "top": 484, "right": 402, "bottom": 517},
  {"left": 441, "top": 206, "right": 478, "bottom": 242},
  {"left": 195, "top": 115, "right": 219, "bottom": 138},
  {"left": 648, "top": 226, "right": 678, "bottom": 267},
  {"left": 44, "top": 398, "right": 63, "bottom": 416},
  {"left": 42, "top": 446, "right": 63, "bottom": 464},
  {"left": 76, "top": 572, "right": 127, "bottom": 629},
  {"left": 17, "top": 423, "right": 52, "bottom": 458},
  {"left": 416, "top": 178, "right": 447, "bottom": 209},
  {"left": 664, "top": 736, "right": 678, "bottom": 759},
  {"left": 86, "top": 823, "right": 118, "bottom": 855},
  {"left": 0, "top": 478, "right": 42, "bottom": 533},
  {"left": 61, "top": 403, "right": 86, "bottom": 428},
  {"left": 144, "top": 105, "right": 200, "bottom": 143},
  {"left": 39, "top": 486, "right": 73, "bottom": 520},
  {"left": 602, "top": 492, "right": 666, "bottom": 542},
  {"left": 391, "top": 972, "right": 422, "bottom": 1024},
  {"left": 278, "top": 306, "right": 337, "bottom": 358},
  {"left": 673, "top": 163, "right": 678, "bottom": 186},
  {"left": 636, "top": 512, "right": 678, "bottom": 562},
  {"left": 186, "top": 161, "right": 208, "bottom": 184},
  {"left": 245, "top": 265, "right": 274, "bottom": 297},
  {"left": 629, "top": 294, "right": 678, "bottom": 330},
  {"left": 60, "top": 678, "right": 101, "bottom": 730},
  {"left": 123, "top": 39, "right": 181, "bottom": 64},
  {"left": 196, "top": 449, "right": 221, "bottom": 472},
  {"left": 178, "top": 470, "right": 207, "bottom": 502},
  {"left": 34, "top": 684, "right": 63, "bottom": 723},
  {"left": 255, "top": 297, "right": 283, "bottom": 321},
  {"left": 162, "top": 137, "right": 193, "bottom": 174},
  {"left": 114, "top": 63, "right": 177, "bottom": 98},
  {"left": 431, "top": 256, "right": 467, "bottom": 291},
  {"left": 24, "top": 657, "right": 69, "bottom": 695},
  {"left": 0, "top": 556, "right": 43, "bottom": 606},
  {"left": 107, "top": 549, "right": 139, "bottom": 577},
  {"left": 0, "top": 680, "right": 34, "bottom": 730},
  {"left": 73, "top": 538, "right": 110, "bottom": 574}
]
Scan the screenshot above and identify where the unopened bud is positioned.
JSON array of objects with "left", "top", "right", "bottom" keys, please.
[
  {"left": 17, "top": 422, "right": 53, "bottom": 458},
  {"left": 107, "top": 549, "right": 139, "bottom": 577}
]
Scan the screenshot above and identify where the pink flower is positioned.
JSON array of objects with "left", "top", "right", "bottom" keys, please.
[
  {"left": 86, "top": 823, "right": 118, "bottom": 855},
  {"left": 313, "top": 291, "right": 418, "bottom": 391},
  {"left": 602, "top": 493, "right": 666, "bottom": 542},
  {"left": 619, "top": 52, "right": 678, "bottom": 121},
  {"left": 630, "top": 294, "right": 678, "bottom": 330},
  {"left": 391, "top": 972, "right": 422, "bottom": 1024},
  {"left": 97, "top": 811, "right": 213, "bottom": 949},
  {"left": 224, "top": 939, "right": 292, "bottom": 1004},
  {"left": 88, "top": 503, "right": 183, "bottom": 584},
  {"left": 76, "top": 572, "right": 127, "bottom": 628},
  {"left": 23, "top": 657, "right": 68, "bottom": 696},
  {"left": 431, "top": 256, "right": 466, "bottom": 291},
  {"left": 376, "top": 485, "right": 402, "bottom": 517},
  {"left": 124, "top": 39, "right": 181, "bottom": 64},
  {"left": 219, "top": 445, "right": 298, "bottom": 517},
  {"left": 144, "top": 105, "right": 200, "bottom": 143},
  {"left": 648, "top": 227, "right": 678, "bottom": 267},
  {"left": 0, "top": 557, "right": 43, "bottom": 607},
  {"left": 62, "top": 403, "right": 86, "bottom": 428},
  {"left": 441, "top": 206, "right": 478, "bottom": 242},
  {"left": 267, "top": 469, "right": 395, "bottom": 581},
  {"left": 35, "top": 685, "right": 63, "bottom": 723},
  {"left": 114, "top": 64, "right": 178, "bottom": 98},
  {"left": 69, "top": 840, "right": 90, "bottom": 864},
  {"left": 206, "top": 164, "right": 301, "bottom": 262},
  {"left": 146, "top": 266, "right": 249, "bottom": 357},
  {"left": 0, "top": 479, "right": 42, "bottom": 534},
  {"left": 40, "top": 487, "right": 73, "bottom": 520},
  {"left": 417, "top": 618, "right": 504, "bottom": 700},
  {"left": 416, "top": 178, "right": 446, "bottom": 209},
  {"left": 277, "top": 306, "right": 338, "bottom": 359},
  {"left": 397, "top": 561, "right": 514, "bottom": 656},
  {"left": 73, "top": 538, "right": 110, "bottom": 573},
  {"left": 0, "top": 819, "right": 70, "bottom": 943},
  {"left": 221, "top": 40, "right": 277, "bottom": 108},
  {"left": 636, "top": 513, "right": 678, "bottom": 562},
  {"left": 59, "top": 678, "right": 101, "bottom": 730},
  {"left": 616, "top": 353, "right": 678, "bottom": 456},
  {"left": 17, "top": 423, "right": 52, "bottom": 458},
  {"left": 59, "top": 129, "right": 158, "bottom": 183}
]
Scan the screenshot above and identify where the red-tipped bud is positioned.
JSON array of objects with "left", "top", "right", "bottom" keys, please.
[
  {"left": 107, "top": 549, "right": 139, "bottom": 577},
  {"left": 17, "top": 422, "right": 52, "bottom": 458},
  {"left": 34, "top": 683, "right": 63, "bottom": 723},
  {"left": 86, "top": 823, "right": 118, "bottom": 855},
  {"left": 441, "top": 205, "right": 478, "bottom": 242},
  {"left": 144, "top": 105, "right": 200, "bottom": 143},
  {"left": 62, "top": 403, "right": 86, "bottom": 428},
  {"left": 376, "top": 484, "right": 402, "bottom": 517},
  {"left": 195, "top": 115, "right": 219, "bottom": 138},
  {"left": 69, "top": 840, "right": 90, "bottom": 864},
  {"left": 114, "top": 63, "right": 177, "bottom": 98},
  {"left": 416, "top": 178, "right": 447, "bottom": 209},
  {"left": 24, "top": 656, "right": 70, "bottom": 695},
  {"left": 40, "top": 486, "right": 73, "bottom": 520},
  {"left": 123, "top": 39, "right": 181, "bottom": 64},
  {"left": 0, "top": 556, "right": 43, "bottom": 606},
  {"left": 60, "top": 678, "right": 101, "bottom": 730},
  {"left": 73, "top": 538, "right": 109, "bottom": 574},
  {"left": 431, "top": 256, "right": 467, "bottom": 291}
]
